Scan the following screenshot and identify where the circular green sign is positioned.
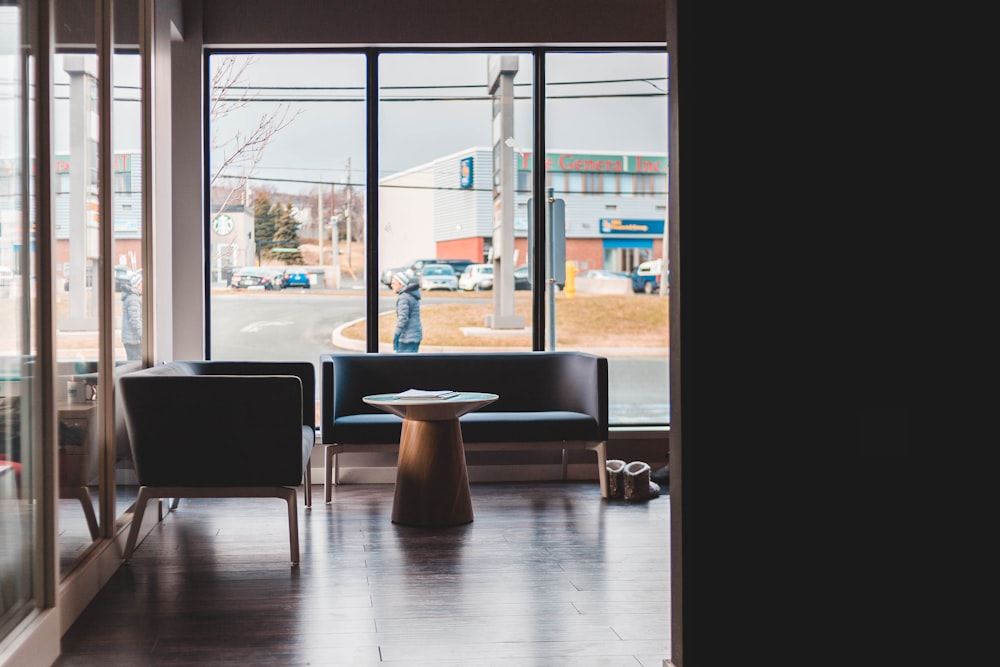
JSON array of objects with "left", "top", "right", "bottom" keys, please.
[{"left": 213, "top": 214, "right": 233, "bottom": 235}]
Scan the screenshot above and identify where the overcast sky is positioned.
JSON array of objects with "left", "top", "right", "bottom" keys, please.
[
  {"left": 208, "top": 51, "right": 668, "bottom": 196},
  {"left": 27, "top": 49, "right": 666, "bottom": 198}
]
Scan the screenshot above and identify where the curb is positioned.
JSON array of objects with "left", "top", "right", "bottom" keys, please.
[{"left": 330, "top": 316, "right": 668, "bottom": 357}]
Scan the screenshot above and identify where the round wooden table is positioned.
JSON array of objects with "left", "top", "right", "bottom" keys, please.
[{"left": 363, "top": 392, "right": 498, "bottom": 527}]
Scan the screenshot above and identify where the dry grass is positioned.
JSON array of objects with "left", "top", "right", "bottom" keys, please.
[{"left": 341, "top": 292, "right": 669, "bottom": 348}]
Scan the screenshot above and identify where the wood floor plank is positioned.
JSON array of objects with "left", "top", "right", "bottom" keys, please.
[{"left": 55, "top": 482, "right": 671, "bottom": 665}]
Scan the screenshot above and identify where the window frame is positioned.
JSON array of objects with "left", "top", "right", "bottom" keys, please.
[{"left": 202, "top": 45, "right": 669, "bottom": 426}]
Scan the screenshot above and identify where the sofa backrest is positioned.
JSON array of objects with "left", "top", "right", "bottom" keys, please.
[{"left": 321, "top": 351, "right": 607, "bottom": 433}]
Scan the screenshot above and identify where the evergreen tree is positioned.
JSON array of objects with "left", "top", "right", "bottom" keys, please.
[
  {"left": 253, "top": 192, "right": 277, "bottom": 260},
  {"left": 272, "top": 201, "right": 304, "bottom": 265}
]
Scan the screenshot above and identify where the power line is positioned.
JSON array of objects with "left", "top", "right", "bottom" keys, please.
[{"left": 215, "top": 171, "right": 666, "bottom": 197}]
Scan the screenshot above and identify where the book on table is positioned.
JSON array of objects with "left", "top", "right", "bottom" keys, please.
[{"left": 392, "top": 388, "right": 459, "bottom": 400}]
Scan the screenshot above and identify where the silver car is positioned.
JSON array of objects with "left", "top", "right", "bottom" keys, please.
[{"left": 418, "top": 264, "right": 458, "bottom": 291}]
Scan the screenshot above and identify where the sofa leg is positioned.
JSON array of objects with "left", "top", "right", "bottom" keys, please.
[
  {"left": 324, "top": 445, "right": 334, "bottom": 503},
  {"left": 303, "top": 469, "right": 312, "bottom": 509},
  {"left": 595, "top": 441, "right": 609, "bottom": 499},
  {"left": 561, "top": 449, "right": 569, "bottom": 481}
]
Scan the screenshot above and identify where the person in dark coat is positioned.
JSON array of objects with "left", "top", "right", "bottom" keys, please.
[{"left": 390, "top": 271, "right": 422, "bottom": 352}]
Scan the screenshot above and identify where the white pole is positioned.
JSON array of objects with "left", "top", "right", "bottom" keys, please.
[{"left": 317, "top": 179, "right": 324, "bottom": 266}]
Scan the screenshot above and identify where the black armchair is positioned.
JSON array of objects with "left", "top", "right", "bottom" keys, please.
[{"left": 117, "top": 361, "right": 315, "bottom": 565}]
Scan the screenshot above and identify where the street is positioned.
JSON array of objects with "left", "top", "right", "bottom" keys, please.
[{"left": 211, "top": 289, "right": 669, "bottom": 424}]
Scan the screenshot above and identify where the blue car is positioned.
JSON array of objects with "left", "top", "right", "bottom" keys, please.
[{"left": 282, "top": 269, "right": 311, "bottom": 288}]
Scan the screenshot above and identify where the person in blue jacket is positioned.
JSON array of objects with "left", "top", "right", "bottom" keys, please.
[{"left": 390, "top": 272, "right": 422, "bottom": 352}]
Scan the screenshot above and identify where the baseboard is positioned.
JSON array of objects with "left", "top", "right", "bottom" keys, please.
[
  {"left": 308, "top": 461, "right": 654, "bottom": 486},
  {"left": 0, "top": 608, "right": 59, "bottom": 667}
]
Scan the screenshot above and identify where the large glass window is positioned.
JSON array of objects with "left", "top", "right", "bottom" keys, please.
[
  {"left": 546, "top": 52, "right": 669, "bottom": 424},
  {"left": 208, "top": 52, "right": 367, "bottom": 413},
  {"left": 111, "top": 20, "right": 144, "bottom": 529},
  {"left": 205, "top": 49, "right": 668, "bottom": 426},
  {"left": 0, "top": 0, "right": 39, "bottom": 636},
  {"left": 376, "top": 52, "right": 534, "bottom": 353},
  {"left": 52, "top": 6, "right": 104, "bottom": 576}
]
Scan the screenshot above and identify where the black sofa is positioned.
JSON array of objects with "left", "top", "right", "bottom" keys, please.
[
  {"left": 320, "top": 351, "right": 609, "bottom": 502},
  {"left": 116, "top": 360, "right": 315, "bottom": 565}
]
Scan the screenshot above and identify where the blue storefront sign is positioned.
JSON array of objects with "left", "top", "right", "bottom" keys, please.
[
  {"left": 459, "top": 157, "right": 474, "bottom": 189},
  {"left": 599, "top": 218, "right": 664, "bottom": 235}
]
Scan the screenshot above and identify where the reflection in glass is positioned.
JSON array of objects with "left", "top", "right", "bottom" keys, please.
[
  {"left": 545, "top": 52, "right": 669, "bottom": 425},
  {"left": 52, "top": 9, "right": 103, "bottom": 572},
  {"left": 112, "top": 28, "right": 143, "bottom": 522},
  {"left": 0, "top": 0, "right": 38, "bottom": 637}
]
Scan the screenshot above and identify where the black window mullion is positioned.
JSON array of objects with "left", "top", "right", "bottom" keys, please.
[
  {"left": 532, "top": 50, "right": 546, "bottom": 351},
  {"left": 365, "top": 50, "right": 379, "bottom": 352}
]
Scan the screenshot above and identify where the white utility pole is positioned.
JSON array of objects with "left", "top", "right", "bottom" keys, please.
[
  {"left": 345, "top": 157, "right": 352, "bottom": 267},
  {"left": 317, "top": 179, "right": 324, "bottom": 266},
  {"left": 485, "top": 55, "right": 524, "bottom": 330}
]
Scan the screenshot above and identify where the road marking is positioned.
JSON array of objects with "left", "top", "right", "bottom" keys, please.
[{"left": 241, "top": 321, "right": 294, "bottom": 333}]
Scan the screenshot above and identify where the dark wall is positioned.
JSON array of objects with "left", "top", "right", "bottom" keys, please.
[
  {"left": 201, "top": 0, "right": 666, "bottom": 46},
  {"left": 54, "top": 0, "right": 139, "bottom": 50}
]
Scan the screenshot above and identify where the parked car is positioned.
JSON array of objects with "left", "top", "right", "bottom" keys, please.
[
  {"left": 282, "top": 268, "right": 311, "bottom": 288},
  {"left": 513, "top": 264, "right": 532, "bottom": 290},
  {"left": 230, "top": 267, "right": 281, "bottom": 290},
  {"left": 418, "top": 264, "right": 459, "bottom": 291},
  {"left": 581, "top": 269, "right": 629, "bottom": 280},
  {"left": 458, "top": 263, "right": 494, "bottom": 291},
  {"left": 631, "top": 258, "right": 663, "bottom": 294},
  {"left": 381, "top": 258, "right": 476, "bottom": 286}
]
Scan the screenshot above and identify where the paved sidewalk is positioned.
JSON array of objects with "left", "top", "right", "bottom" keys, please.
[{"left": 330, "top": 318, "right": 669, "bottom": 357}]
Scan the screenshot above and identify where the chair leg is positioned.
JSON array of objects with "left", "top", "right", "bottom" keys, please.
[
  {"left": 75, "top": 486, "right": 99, "bottom": 539},
  {"left": 123, "top": 486, "right": 152, "bottom": 560},
  {"left": 282, "top": 487, "right": 300, "bottom": 565}
]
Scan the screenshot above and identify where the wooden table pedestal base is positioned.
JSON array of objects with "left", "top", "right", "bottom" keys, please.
[{"left": 391, "top": 417, "right": 473, "bottom": 527}]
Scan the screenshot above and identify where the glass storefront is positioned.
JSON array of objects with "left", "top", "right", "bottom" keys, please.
[
  {"left": 205, "top": 49, "right": 667, "bottom": 426},
  {"left": 0, "top": 0, "right": 39, "bottom": 639}
]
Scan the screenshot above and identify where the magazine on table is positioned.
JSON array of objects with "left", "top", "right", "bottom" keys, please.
[{"left": 393, "top": 388, "right": 459, "bottom": 400}]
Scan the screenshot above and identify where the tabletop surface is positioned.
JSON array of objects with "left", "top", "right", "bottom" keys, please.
[
  {"left": 364, "top": 391, "right": 498, "bottom": 404},
  {"left": 363, "top": 392, "right": 498, "bottom": 421}
]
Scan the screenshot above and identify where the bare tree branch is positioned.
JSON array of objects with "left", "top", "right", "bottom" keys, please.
[{"left": 210, "top": 55, "right": 302, "bottom": 213}]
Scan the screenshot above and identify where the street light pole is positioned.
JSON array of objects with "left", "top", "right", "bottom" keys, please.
[{"left": 546, "top": 187, "right": 556, "bottom": 350}]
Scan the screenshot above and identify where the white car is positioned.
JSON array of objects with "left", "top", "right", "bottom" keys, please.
[
  {"left": 418, "top": 264, "right": 458, "bottom": 291},
  {"left": 458, "top": 263, "right": 494, "bottom": 291}
]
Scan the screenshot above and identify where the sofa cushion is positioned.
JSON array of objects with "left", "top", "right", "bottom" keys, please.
[
  {"left": 328, "top": 410, "right": 599, "bottom": 445},
  {"left": 460, "top": 411, "right": 600, "bottom": 442}
]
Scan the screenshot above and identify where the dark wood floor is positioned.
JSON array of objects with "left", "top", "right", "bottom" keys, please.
[{"left": 54, "top": 481, "right": 671, "bottom": 666}]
